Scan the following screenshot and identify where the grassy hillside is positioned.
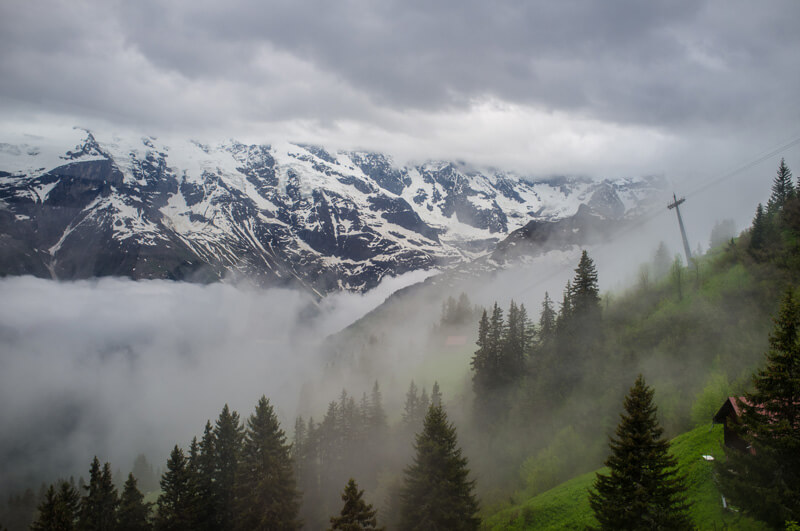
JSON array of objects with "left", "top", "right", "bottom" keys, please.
[{"left": 482, "top": 424, "right": 768, "bottom": 530}]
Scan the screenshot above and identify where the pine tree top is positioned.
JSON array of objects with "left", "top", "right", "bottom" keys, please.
[{"left": 329, "top": 479, "right": 383, "bottom": 531}]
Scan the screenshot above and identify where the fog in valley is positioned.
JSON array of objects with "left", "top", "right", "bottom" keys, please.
[
  {"left": 0, "top": 166, "right": 778, "bottom": 497},
  {"left": 0, "top": 269, "right": 435, "bottom": 493}
]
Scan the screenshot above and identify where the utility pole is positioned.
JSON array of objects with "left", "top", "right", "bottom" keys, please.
[{"left": 667, "top": 193, "right": 693, "bottom": 266}]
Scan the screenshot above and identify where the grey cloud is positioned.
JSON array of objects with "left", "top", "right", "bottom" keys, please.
[
  {"left": 109, "top": 0, "right": 800, "bottom": 129},
  {"left": 2, "top": 0, "right": 799, "bottom": 133}
]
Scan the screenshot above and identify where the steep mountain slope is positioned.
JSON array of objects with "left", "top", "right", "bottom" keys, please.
[{"left": 0, "top": 128, "right": 663, "bottom": 295}]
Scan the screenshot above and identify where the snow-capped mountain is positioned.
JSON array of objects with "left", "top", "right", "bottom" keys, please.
[{"left": 0, "top": 128, "right": 663, "bottom": 295}]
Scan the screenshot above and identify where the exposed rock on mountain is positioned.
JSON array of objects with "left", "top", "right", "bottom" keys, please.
[{"left": 0, "top": 128, "right": 664, "bottom": 295}]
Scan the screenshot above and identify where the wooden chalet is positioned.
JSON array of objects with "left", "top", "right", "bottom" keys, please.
[{"left": 712, "top": 396, "right": 750, "bottom": 452}]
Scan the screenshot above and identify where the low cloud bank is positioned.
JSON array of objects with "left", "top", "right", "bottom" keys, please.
[{"left": 0, "top": 271, "right": 430, "bottom": 494}]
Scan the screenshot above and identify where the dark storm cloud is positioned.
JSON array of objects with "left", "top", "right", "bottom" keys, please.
[{"left": 2, "top": 0, "right": 799, "bottom": 133}]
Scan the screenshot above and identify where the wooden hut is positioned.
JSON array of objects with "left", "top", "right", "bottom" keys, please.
[{"left": 712, "top": 396, "right": 750, "bottom": 453}]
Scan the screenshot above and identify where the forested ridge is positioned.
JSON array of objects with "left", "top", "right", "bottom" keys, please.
[{"left": 4, "top": 159, "right": 800, "bottom": 529}]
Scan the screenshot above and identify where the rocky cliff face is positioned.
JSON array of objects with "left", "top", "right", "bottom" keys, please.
[{"left": 0, "top": 128, "right": 663, "bottom": 295}]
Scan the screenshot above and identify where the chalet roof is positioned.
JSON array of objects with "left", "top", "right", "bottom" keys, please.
[
  {"left": 712, "top": 396, "right": 781, "bottom": 424},
  {"left": 713, "top": 396, "right": 747, "bottom": 424}
]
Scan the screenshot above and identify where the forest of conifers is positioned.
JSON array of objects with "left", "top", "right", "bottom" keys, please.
[{"left": 4, "top": 158, "right": 800, "bottom": 530}]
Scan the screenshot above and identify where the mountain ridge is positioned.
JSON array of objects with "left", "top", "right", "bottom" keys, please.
[{"left": 0, "top": 127, "right": 664, "bottom": 295}]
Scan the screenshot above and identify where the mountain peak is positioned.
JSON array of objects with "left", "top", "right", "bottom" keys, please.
[{"left": 0, "top": 128, "right": 665, "bottom": 295}]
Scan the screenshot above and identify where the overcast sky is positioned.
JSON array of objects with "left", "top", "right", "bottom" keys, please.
[{"left": 1, "top": 0, "right": 799, "bottom": 178}]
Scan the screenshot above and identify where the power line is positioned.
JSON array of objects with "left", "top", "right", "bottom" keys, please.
[
  {"left": 513, "top": 132, "right": 800, "bottom": 297},
  {"left": 684, "top": 134, "right": 800, "bottom": 199}
]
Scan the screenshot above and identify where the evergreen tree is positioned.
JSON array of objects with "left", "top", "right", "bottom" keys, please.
[
  {"left": 418, "top": 388, "right": 430, "bottom": 418},
  {"left": 717, "top": 290, "right": 800, "bottom": 527},
  {"left": 369, "top": 381, "right": 387, "bottom": 434},
  {"left": 400, "top": 405, "right": 480, "bottom": 530},
  {"left": 131, "top": 455, "right": 158, "bottom": 494},
  {"left": 456, "top": 292, "right": 472, "bottom": 323},
  {"left": 235, "top": 396, "right": 301, "bottom": 530},
  {"left": 709, "top": 218, "right": 737, "bottom": 250},
  {"left": 193, "top": 421, "right": 217, "bottom": 530},
  {"left": 431, "top": 381, "right": 442, "bottom": 408},
  {"left": 502, "top": 300, "right": 529, "bottom": 379},
  {"left": 319, "top": 400, "right": 343, "bottom": 498},
  {"left": 295, "top": 416, "right": 323, "bottom": 529},
  {"left": 502, "top": 300, "right": 522, "bottom": 385},
  {"left": 588, "top": 375, "right": 691, "bottom": 530},
  {"left": 538, "top": 292, "right": 556, "bottom": 344},
  {"left": 487, "top": 303, "right": 505, "bottom": 378},
  {"left": 358, "top": 392, "right": 370, "bottom": 436},
  {"left": 556, "top": 280, "right": 573, "bottom": 334},
  {"left": 471, "top": 310, "right": 491, "bottom": 396},
  {"left": 328, "top": 479, "right": 383, "bottom": 531},
  {"left": 768, "top": 157, "right": 795, "bottom": 213},
  {"left": 58, "top": 481, "right": 81, "bottom": 530},
  {"left": 117, "top": 474, "right": 151, "bottom": 531},
  {"left": 571, "top": 250, "right": 601, "bottom": 319},
  {"left": 3, "top": 487, "right": 38, "bottom": 531},
  {"left": 213, "top": 404, "right": 243, "bottom": 530},
  {"left": 402, "top": 381, "right": 421, "bottom": 427},
  {"left": 440, "top": 296, "right": 458, "bottom": 326},
  {"left": 518, "top": 303, "right": 533, "bottom": 356},
  {"left": 184, "top": 437, "right": 205, "bottom": 530},
  {"left": 155, "top": 446, "right": 194, "bottom": 531},
  {"left": 749, "top": 203, "right": 768, "bottom": 255},
  {"left": 31, "top": 484, "right": 67, "bottom": 531},
  {"left": 32, "top": 481, "right": 80, "bottom": 531},
  {"left": 652, "top": 242, "right": 672, "bottom": 279},
  {"left": 79, "top": 458, "right": 119, "bottom": 531}
]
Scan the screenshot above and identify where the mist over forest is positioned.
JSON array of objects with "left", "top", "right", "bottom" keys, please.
[
  {"left": 0, "top": 183, "right": 781, "bottom": 511},
  {"left": 3, "top": 1, "right": 800, "bottom": 527},
  {"left": 0, "top": 270, "right": 436, "bottom": 493},
  {"left": 3, "top": 151, "right": 800, "bottom": 530}
]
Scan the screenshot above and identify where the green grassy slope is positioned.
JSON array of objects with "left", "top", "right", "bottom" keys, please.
[{"left": 483, "top": 424, "right": 768, "bottom": 530}]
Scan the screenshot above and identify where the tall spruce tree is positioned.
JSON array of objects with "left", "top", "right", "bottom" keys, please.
[
  {"left": 117, "top": 474, "right": 151, "bottom": 531},
  {"left": 213, "top": 404, "right": 243, "bottom": 530},
  {"left": 749, "top": 202, "right": 768, "bottom": 255},
  {"left": 192, "top": 421, "right": 218, "bottom": 530},
  {"left": 79, "top": 458, "right": 119, "bottom": 531},
  {"left": 32, "top": 481, "right": 80, "bottom": 531},
  {"left": 235, "top": 396, "right": 301, "bottom": 530},
  {"left": 471, "top": 310, "right": 491, "bottom": 396},
  {"left": 328, "top": 479, "right": 383, "bottom": 531},
  {"left": 296, "top": 416, "right": 323, "bottom": 529},
  {"left": 399, "top": 405, "right": 480, "bottom": 530},
  {"left": 502, "top": 301, "right": 522, "bottom": 384},
  {"left": 402, "top": 381, "right": 422, "bottom": 427},
  {"left": 431, "top": 381, "right": 442, "bottom": 408},
  {"left": 717, "top": 290, "right": 800, "bottom": 527},
  {"left": 155, "top": 445, "right": 194, "bottom": 531},
  {"left": 768, "top": 158, "right": 795, "bottom": 213},
  {"left": 487, "top": 303, "right": 505, "bottom": 379},
  {"left": 588, "top": 375, "right": 691, "bottom": 530},
  {"left": 556, "top": 280, "right": 573, "bottom": 334},
  {"left": 369, "top": 381, "right": 388, "bottom": 435},
  {"left": 653, "top": 242, "right": 672, "bottom": 279},
  {"left": 131, "top": 455, "right": 158, "bottom": 494},
  {"left": 31, "top": 484, "right": 69, "bottom": 531},
  {"left": 571, "top": 250, "right": 601, "bottom": 320},
  {"left": 538, "top": 292, "right": 556, "bottom": 344}
]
